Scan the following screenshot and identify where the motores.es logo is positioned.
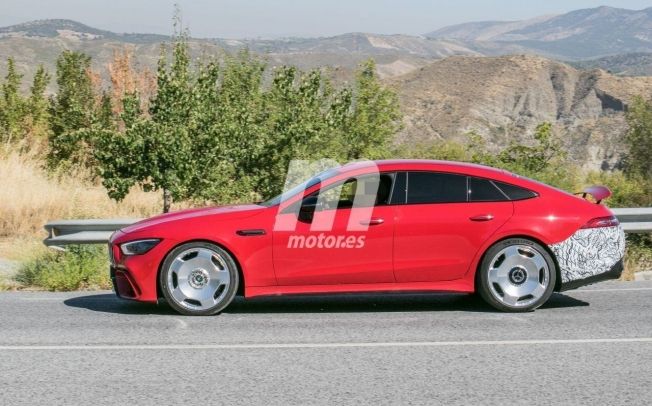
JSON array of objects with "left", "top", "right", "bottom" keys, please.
[
  {"left": 274, "top": 159, "right": 380, "bottom": 250},
  {"left": 287, "top": 234, "right": 366, "bottom": 249}
]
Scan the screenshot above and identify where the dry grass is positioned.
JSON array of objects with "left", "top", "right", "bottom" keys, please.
[{"left": 0, "top": 151, "right": 161, "bottom": 253}]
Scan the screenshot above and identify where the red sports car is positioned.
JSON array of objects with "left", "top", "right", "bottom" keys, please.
[{"left": 108, "top": 160, "right": 625, "bottom": 315}]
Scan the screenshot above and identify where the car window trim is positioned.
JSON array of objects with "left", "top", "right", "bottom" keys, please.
[
  {"left": 490, "top": 180, "right": 511, "bottom": 201},
  {"left": 467, "top": 176, "right": 511, "bottom": 202},
  {"left": 492, "top": 180, "right": 539, "bottom": 201},
  {"left": 400, "top": 171, "right": 538, "bottom": 205},
  {"left": 404, "top": 170, "right": 469, "bottom": 205},
  {"left": 304, "top": 171, "right": 399, "bottom": 211},
  {"left": 390, "top": 171, "right": 407, "bottom": 205}
]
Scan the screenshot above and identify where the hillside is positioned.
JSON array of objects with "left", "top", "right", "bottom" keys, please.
[
  {"left": 392, "top": 55, "right": 652, "bottom": 170},
  {"left": 424, "top": 15, "right": 556, "bottom": 42},
  {"left": 3, "top": 6, "right": 652, "bottom": 89},
  {"left": 0, "top": 19, "right": 483, "bottom": 90},
  {"left": 0, "top": 19, "right": 168, "bottom": 43},
  {"left": 2, "top": 16, "right": 652, "bottom": 171},
  {"left": 571, "top": 53, "right": 652, "bottom": 76},
  {"left": 426, "top": 6, "right": 652, "bottom": 60}
]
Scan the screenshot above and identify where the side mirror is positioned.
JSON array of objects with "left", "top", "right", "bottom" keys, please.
[{"left": 298, "top": 196, "right": 318, "bottom": 223}]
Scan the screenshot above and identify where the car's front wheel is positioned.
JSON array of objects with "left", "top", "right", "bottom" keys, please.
[
  {"left": 477, "top": 238, "right": 556, "bottom": 312},
  {"left": 159, "top": 242, "right": 239, "bottom": 316}
]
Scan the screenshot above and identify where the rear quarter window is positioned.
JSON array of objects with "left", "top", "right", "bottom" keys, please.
[
  {"left": 469, "top": 177, "right": 508, "bottom": 202},
  {"left": 494, "top": 181, "right": 538, "bottom": 201}
]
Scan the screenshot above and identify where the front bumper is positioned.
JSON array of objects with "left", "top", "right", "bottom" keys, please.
[
  {"left": 550, "top": 225, "right": 626, "bottom": 291},
  {"left": 110, "top": 266, "right": 141, "bottom": 299},
  {"left": 108, "top": 232, "right": 175, "bottom": 303}
]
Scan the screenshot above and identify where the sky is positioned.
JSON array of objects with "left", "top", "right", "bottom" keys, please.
[{"left": 1, "top": 0, "right": 652, "bottom": 39}]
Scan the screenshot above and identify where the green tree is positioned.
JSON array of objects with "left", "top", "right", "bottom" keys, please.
[
  {"left": 625, "top": 96, "right": 652, "bottom": 179},
  {"left": 344, "top": 59, "right": 402, "bottom": 160},
  {"left": 260, "top": 66, "right": 338, "bottom": 197},
  {"left": 91, "top": 92, "right": 151, "bottom": 204},
  {"left": 47, "top": 51, "right": 98, "bottom": 168},
  {"left": 92, "top": 32, "right": 238, "bottom": 212},
  {"left": 0, "top": 60, "right": 51, "bottom": 146},
  {"left": 0, "top": 58, "right": 25, "bottom": 144},
  {"left": 497, "top": 122, "right": 565, "bottom": 173},
  {"left": 27, "top": 65, "right": 51, "bottom": 139},
  {"left": 211, "top": 51, "right": 266, "bottom": 200},
  {"left": 89, "top": 25, "right": 403, "bottom": 212},
  {"left": 92, "top": 41, "right": 193, "bottom": 212}
]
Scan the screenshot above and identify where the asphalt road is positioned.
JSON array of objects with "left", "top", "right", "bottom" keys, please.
[{"left": 1, "top": 281, "right": 651, "bottom": 405}]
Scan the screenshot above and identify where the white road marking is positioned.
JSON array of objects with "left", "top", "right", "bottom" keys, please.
[
  {"left": 571, "top": 287, "right": 652, "bottom": 293},
  {"left": 17, "top": 297, "right": 68, "bottom": 301},
  {"left": 0, "top": 337, "right": 650, "bottom": 350}
]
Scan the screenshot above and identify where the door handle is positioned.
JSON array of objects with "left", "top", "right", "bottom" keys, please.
[
  {"left": 360, "top": 217, "right": 384, "bottom": 226},
  {"left": 470, "top": 214, "right": 494, "bottom": 222}
]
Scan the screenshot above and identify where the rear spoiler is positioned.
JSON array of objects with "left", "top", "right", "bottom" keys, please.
[{"left": 575, "top": 185, "right": 612, "bottom": 204}]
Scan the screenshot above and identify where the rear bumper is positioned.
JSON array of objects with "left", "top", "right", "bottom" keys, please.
[
  {"left": 559, "top": 259, "right": 623, "bottom": 291},
  {"left": 550, "top": 225, "right": 626, "bottom": 291}
]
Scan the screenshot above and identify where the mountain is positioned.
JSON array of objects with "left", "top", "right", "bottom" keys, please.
[
  {"left": 392, "top": 55, "right": 652, "bottom": 170},
  {"left": 0, "top": 19, "right": 168, "bottom": 43},
  {"left": 571, "top": 52, "right": 652, "bottom": 76},
  {"left": 426, "top": 6, "right": 652, "bottom": 59},
  {"left": 3, "top": 7, "right": 652, "bottom": 86},
  {"left": 0, "top": 19, "right": 483, "bottom": 89},
  {"left": 2, "top": 15, "right": 652, "bottom": 170},
  {"left": 425, "top": 15, "right": 556, "bottom": 42}
]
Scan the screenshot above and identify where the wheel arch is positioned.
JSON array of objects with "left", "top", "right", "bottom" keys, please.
[
  {"left": 156, "top": 239, "right": 246, "bottom": 300},
  {"left": 473, "top": 234, "right": 562, "bottom": 292}
]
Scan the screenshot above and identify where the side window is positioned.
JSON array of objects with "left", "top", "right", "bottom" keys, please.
[
  {"left": 406, "top": 172, "right": 467, "bottom": 204},
  {"left": 469, "top": 177, "right": 508, "bottom": 202},
  {"left": 312, "top": 173, "right": 395, "bottom": 210},
  {"left": 494, "top": 181, "right": 538, "bottom": 201},
  {"left": 317, "top": 178, "right": 357, "bottom": 210}
]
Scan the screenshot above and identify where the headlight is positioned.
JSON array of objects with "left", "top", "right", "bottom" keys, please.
[{"left": 120, "top": 239, "right": 161, "bottom": 256}]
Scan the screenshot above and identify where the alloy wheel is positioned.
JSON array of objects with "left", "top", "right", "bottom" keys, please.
[
  {"left": 486, "top": 244, "right": 550, "bottom": 308},
  {"left": 165, "top": 247, "right": 232, "bottom": 311}
]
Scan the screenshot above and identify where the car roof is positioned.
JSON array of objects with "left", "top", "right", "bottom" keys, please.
[
  {"left": 341, "top": 159, "right": 510, "bottom": 178},
  {"left": 336, "top": 159, "right": 558, "bottom": 195}
]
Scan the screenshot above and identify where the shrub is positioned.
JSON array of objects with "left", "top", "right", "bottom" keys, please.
[
  {"left": 15, "top": 245, "right": 110, "bottom": 291},
  {"left": 623, "top": 234, "right": 652, "bottom": 280},
  {"left": 582, "top": 171, "right": 652, "bottom": 208}
]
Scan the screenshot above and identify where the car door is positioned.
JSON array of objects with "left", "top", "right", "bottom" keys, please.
[
  {"left": 272, "top": 173, "right": 397, "bottom": 286},
  {"left": 393, "top": 172, "right": 514, "bottom": 282}
]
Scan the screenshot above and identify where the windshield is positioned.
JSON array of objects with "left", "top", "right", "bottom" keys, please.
[{"left": 258, "top": 167, "right": 341, "bottom": 207}]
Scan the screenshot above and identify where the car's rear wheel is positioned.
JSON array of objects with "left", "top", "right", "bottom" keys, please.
[
  {"left": 159, "top": 242, "right": 239, "bottom": 316},
  {"left": 477, "top": 238, "right": 556, "bottom": 312}
]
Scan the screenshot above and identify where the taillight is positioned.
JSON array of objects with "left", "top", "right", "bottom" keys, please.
[{"left": 581, "top": 215, "right": 619, "bottom": 229}]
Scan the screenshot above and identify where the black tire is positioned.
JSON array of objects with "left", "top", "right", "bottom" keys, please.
[
  {"left": 159, "top": 242, "right": 239, "bottom": 316},
  {"left": 477, "top": 238, "right": 557, "bottom": 312}
]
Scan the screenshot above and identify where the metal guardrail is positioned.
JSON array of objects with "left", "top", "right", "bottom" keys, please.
[
  {"left": 44, "top": 219, "right": 140, "bottom": 248},
  {"left": 43, "top": 208, "right": 652, "bottom": 248},
  {"left": 610, "top": 208, "right": 652, "bottom": 233}
]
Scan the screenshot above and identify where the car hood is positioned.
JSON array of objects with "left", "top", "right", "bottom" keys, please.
[{"left": 120, "top": 204, "right": 265, "bottom": 234}]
